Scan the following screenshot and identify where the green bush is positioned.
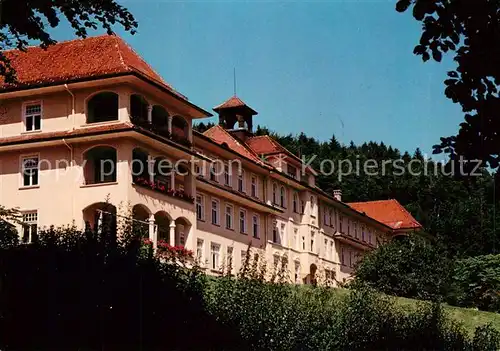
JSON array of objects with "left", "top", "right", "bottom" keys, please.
[
  {"left": 205, "top": 250, "right": 495, "bottom": 350},
  {"left": 1, "top": 222, "right": 499, "bottom": 350},
  {"left": 449, "top": 255, "right": 500, "bottom": 312},
  {"left": 350, "top": 235, "right": 451, "bottom": 301}
]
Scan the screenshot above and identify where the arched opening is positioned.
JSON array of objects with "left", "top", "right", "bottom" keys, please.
[
  {"left": 87, "top": 92, "right": 119, "bottom": 123},
  {"left": 307, "top": 264, "right": 318, "bottom": 286},
  {"left": 152, "top": 105, "right": 169, "bottom": 136},
  {"left": 174, "top": 217, "right": 191, "bottom": 247},
  {"left": 132, "top": 148, "right": 150, "bottom": 182},
  {"left": 82, "top": 202, "right": 117, "bottom": 241},
  {"left": 83, "top": 146, "right": 117, "bottom": 184},
  {"left": 171, "top": 115, "right": 189, "bottom": 141},
  {"left": 132, "top": 204, "right": 150, "bottom": 238},
  {"left": 130, "top": 94, "right": 149, "bottom": 125},
  {"left": 153, "top": 157, "right": 173, "bottom": 189},
  {"left": 154, "top": 211, "right": 172, "bottom": 243}
]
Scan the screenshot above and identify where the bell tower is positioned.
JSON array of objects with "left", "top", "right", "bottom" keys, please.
[{"left": 213, "top": 95, "right": 258, "bottom": 141}]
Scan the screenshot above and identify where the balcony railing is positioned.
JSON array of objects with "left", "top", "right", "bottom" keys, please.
[
  {"left": 133, "top": 176, "right": 194, "bottom": 203},
  {"left": 130, "top": 116, "right": 192, "bottom": 148}
]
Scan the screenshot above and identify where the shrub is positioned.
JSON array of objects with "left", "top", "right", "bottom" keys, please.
[
  {"left": 350, "top": 235, "right": 451, "bottom": 301},
  {"left": 449, "top": 255, "right": 500, "bottom": 312}
]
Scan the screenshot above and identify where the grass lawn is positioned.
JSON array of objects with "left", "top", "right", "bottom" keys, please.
[{"left": 336, "top": 288, "right": 500, "bottom": 335}]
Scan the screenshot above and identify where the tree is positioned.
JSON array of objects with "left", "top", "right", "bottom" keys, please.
[
  {"left": 351, "top": 235, "right": 452, "bottom": 301},
  {"left": 0, "top": 0, "right": 137, "bottom": 83},
  {"left": 396, "top": 0, "right": 500, "bottom": 169}
]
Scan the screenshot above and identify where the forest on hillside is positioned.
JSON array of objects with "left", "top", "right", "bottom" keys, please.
[{"left": 195, "top": 122, "right": 500, "bottom": 259}]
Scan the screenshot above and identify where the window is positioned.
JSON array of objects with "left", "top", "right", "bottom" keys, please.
[
  {"left": 362, "top": 226, "right": 366, "bottom": 241},
  {"left": 87, "top": 92, "right": 118, "bottom": 123},
  {"left": 224, "top": 163, "right": 231, "bottom": 186},
  {"left": 368, "top": 231, "right": 372, "bottom": 244},
  {"left": 210, "top": 163, "right": 217, "bottom": 182},
  {"left": 324, "top": 239, "right": 328, "bottom": 258},
  {"left": 84, "top": 146, "right": 116, "bottom": 184},
  {"left": 330, "top": 241, "right": 334, "bottom": 260},
  {"left": 239, "top": 209, "right": 246, "bottom": 233},
  {"left": 339, "top": 215, "right": 343, "bottom": 233},
  {"left": 196, "top": 195, "right": 204, "bottom": 220},
  {"left": 211, "top": 199, "right": 219, "bottom": 225},
  {"left": 310, "top": 196, "right": 315, "bottom": 215},
  {"left": 251, "top": 176, "right": 257, "bottom": 197},
  {"left": 354, "top": 222, "right": 358, "bottom": 239},
  {"left": 293, "top": 193, "right": 298, "bottom": 213},
  {"left": 347, "top": 219, "right": 351, "bottom": 236},
  {"left": 196, "top": 239, "right": 204, "bottom": 262},
  {"left": 210, "top": 243, "right": 220, "bottom": 270},
  {"left": 323, "top": 208, "right": 328, "bottom": 227},
  {"left": 281, "top": 223, "right": 286, "bottom": 245},
  {"left": 280, "top": 186, "right": 286, "bottom": 208},
  {"left": 238, "top": 170, "right": 245, "bottom": 192},
  {"left": 301, "top": 200, "right": 305, "bottom": 214},
  {"left": 341, "top": 247, "right": 346, "bottom": 265},
  {"left": 310, "top": 231, "right": 315, "bottom": 252},
  {"left": 287, "top": 164, "right": 297, "bottom": 179},
  {"left": 240, "top": 250, "right": 247, "bottom": 268},
  {"left": 301, "top": 236, "right": 305, "bottom": 250},
  {"left": 272, "top": 183, "right": 277, "bottom": 204},
  {"left": 22, "top": 156, "right": 39, "bottom": 187},
  {"left": 295, "top": 262, "right": 300, "bottom": 283},
  {"left": 22, "top": 211, "right": 38, "bottom": 243},
  {"left": 272, "top": 220, "right": 279, "bottom": 243},
  {"left": 252, "top": 214, "right": 259, "bottom": 238},
  {"left": 195, "top": 164, "right": 202, "bottom": 177},
  {"left": 329, "top": 210, "right": 333, "bottom": 227},
  {"left": 293, "top": 228, "right": 298, "bottom": 250},
  {"left": 227, "top": 246, "right": 233, "bottom": 270},
  {"left": 273, "top": 255, "right": 280, "bottom": 269},
  {"left": 225, "top": 204, "right": 233, "bottom": 229},
  {"left": 24, "top": 103, "right": 42, "bottom": 131}
]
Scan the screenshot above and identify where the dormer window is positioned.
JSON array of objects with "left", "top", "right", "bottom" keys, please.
[{"left": 24, "top": 102, "right": 42, "bottom": 132}]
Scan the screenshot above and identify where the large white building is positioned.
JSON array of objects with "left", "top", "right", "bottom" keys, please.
[{"left": 0, "top": 35, "right": 422, "bottom": 284}]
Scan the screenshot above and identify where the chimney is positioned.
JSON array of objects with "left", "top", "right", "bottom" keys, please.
[{"left": 333, "top": 189, "right": 342, "bottom": 202}]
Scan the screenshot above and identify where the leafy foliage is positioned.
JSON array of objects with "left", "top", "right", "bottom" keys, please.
[
  {"left": 0, "top": 221, "right": 499, "bottom": 349},
  {"left": 269, "top": 130, "right": 500, "bottom": 259},
  {"left": 0, "top": 0, "right": 137, "bottom": 83},
  {"left": 351, "top": 235, "right": 452, "bottom": 301},
  {"left": 449, "top": 255, "right": 500, "bottom": 312},
  {"left": 395, "top": 0, "right": 500, "bottom": 169}
]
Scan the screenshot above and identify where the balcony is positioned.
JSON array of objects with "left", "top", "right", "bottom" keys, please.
[
  {"left": 130, "top": 115, "right": 192, "bottom": 148},
  {"left": 334, "top": 232, "right": 374, "bottom": 251}
]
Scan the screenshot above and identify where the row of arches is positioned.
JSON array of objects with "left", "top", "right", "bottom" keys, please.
[
  {"left": 131, "top": 147, "right": 191, "bottom": 195},
  {"left": 82, "top": 202, "right": 192, "bottom": 247},
  {"left": 86, "top": 92, "right": 189, "bottom": 141},
  {"left": 81, "top": 145, "right": 192, "bottom": 193}
]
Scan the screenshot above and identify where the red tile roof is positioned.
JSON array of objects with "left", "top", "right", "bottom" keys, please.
[
  {"left": 213, "top": 95, "right": 257, "bottom": 114},
  {"left": 203, "top": 125, "right": 263, "bottom": 163},
  {"left": 246, "top": 135, "right": 285, "bottom": 155},
  {"left": 347, "top": 199, "right": 422, "bottom": 230},
  {"left": 0, "top": 35, "right": 185, "bottom": 99}
]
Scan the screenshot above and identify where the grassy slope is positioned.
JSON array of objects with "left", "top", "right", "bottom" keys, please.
[
  {"left": 333, "top": 288, "right": 500, "bottom": 335},
  {"left": 395, "top": 295, "right": 500, "bottom": 335}
]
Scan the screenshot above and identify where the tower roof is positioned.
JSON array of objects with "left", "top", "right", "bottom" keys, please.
[{"left": 213, "top": 95, "right": 258, "bottom": 115}]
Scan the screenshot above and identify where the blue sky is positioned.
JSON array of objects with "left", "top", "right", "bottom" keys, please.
[{"left": 50, "top": 0, "right": 462, "bottom": 157}]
